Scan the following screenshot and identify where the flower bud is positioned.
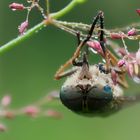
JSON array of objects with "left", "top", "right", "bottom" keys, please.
[
  {"left": 5, "top": 111, "right": 15, "bottom": 119},
  {"left": 126, "top": 63, "right": 134, "bottom": 77},
  {"left": 47, "top": 90, "right": 59, "bottom": 101},
  {"left": 18, "top": 21, "right": 28, "bottom": 35},
  {"left": 1, "top": 95, "right": 11, "bottom": 107},
  {"left": 136, "top": 9, "right": 140, "bottom": 16},
  {"left": 46, "top": 109, "right": 62, "bottom": 119},
  {"left": 136, "top": 50, "right": 140, "bottom": 64},
  {"left": 118, "top": 59, "right": 125, "bottom": 67},
  {"left": 87, "top": 40, "right": 103, "bottom": 56},
  {"left": 117, "top": 48, "right": 127, "bottom": 57},
  {"left": 0, "top": 124, "right": 6, "bottom": 132},
  {"left": 9, "top": 3, "right": 25, "bottom": 11},
  {"left": 127, "top": 28, "right": 137, "bottom": 36},
  {"left": 24, "top": 106, "right": 39, "bottom": 117},
  {"left": 110, "top": 32, "right": 126, "bottom": 39}
]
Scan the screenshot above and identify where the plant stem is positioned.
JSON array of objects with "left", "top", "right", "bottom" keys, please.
[
  {"left": 0, "top": 21, "right": 45, "bottom": 55},
  {"left": 0, "top": 0, "right": 86, "bottom": 55},
  {"left": 50, "top": 0, "right": 84, "bottom": 19}
]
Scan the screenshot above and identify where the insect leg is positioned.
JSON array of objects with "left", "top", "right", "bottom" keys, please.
[
  {"left": 99, "top": 11, "right": 106, "bottom": 54},
  {"left": 55, "top": 11, "right": 101, "bottom": 80},
  {"left": 76, "top": 31, "right": 81, "bottom": 45},
  {"left": 98, "top": 11, "right": 111, "bottom": 72},
  {"left": 96, "top": 12, "right": 128, "bottom": 88},
  {"left": 54, "top": 41, "right": 84, "bottom": 80},
  {"left": 54, "top": 67, "right": 78, "bottom": 79},
  {"left": 116, "top": 95, "right": 140, "bottom": 108},
  {"left": 71, "top": 31, "right": 83, "bottom": 66}
]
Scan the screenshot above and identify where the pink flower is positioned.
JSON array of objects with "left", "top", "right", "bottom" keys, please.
[
  {"left": 136, "top": 9, "right": 140, "bottom": 16},
  {"left": 1, "top": 95, "right": 11, "bottom": 107},
  {"left": 9, "top": 3, "right": 25, "bottom": 11},
  {"left": 18, "top": 20, "right": 28, "bottom": 35},
  {"left": 127, "top": 28, "right": 137, "bottom": 36},
  {"left": 24, "top": 106, "right": 39, "bottom": 117}
]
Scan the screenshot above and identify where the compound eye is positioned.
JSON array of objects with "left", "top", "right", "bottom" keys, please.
[
  {"left": 87, "top": 85, "right": 113, "bottom": 111},
  {"left": 102, "top": 85, "right": 113, "bottom": 100},
  {"left": 87, "top": 85, "right": 113, "bottom": 99},
  {"left": 60, "top": 85, "right": 83, "bottom": 111},
  {"left": 103, "top": 85, "right": 112, "bottom": 94}
]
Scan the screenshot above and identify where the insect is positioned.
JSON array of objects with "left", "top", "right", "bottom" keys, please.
[{"left": 54, "top": 11, "right": 140, "bottom": 116}]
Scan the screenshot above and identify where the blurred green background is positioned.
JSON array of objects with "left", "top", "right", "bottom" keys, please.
[{"left": 0, "top": 0, "right": 140, "bottom": 140}]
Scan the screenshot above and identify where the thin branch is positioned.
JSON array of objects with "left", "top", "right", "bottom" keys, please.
[
  {"left": 0, "top": 0, "right": 86, "bottom": 56},
  {"left": 50, "top": 0, "right": 86, "bottom": 19},
  {"left": 0, "top": 21, "right": 46, "bottom": 55}
]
